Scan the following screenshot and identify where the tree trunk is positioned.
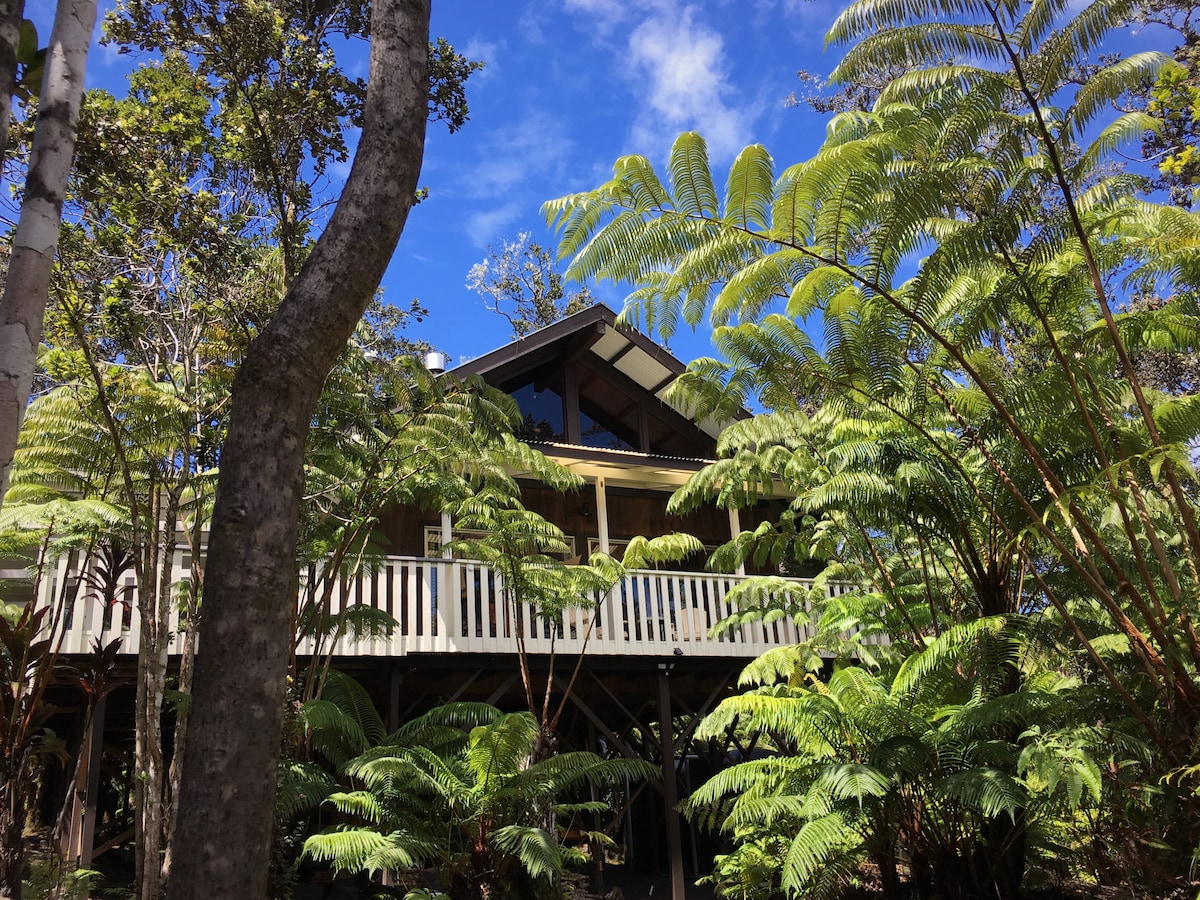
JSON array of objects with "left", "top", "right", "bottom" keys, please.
[
  {"left": 135, "top": 493, "right": 179, "bottom": 900},
  {"left": 132, "top": 608, "right": 162, "bottom": 898},
  {"left": 164, "top": 3, "right": 430, "bottom": 898},
  {"left": 0, "top": 0, "right": 95, "bottom": 510},
  {"left": 0, "top": 0, "right": 24, "bottom": 171},
  {"left": 0, "top": 759, "right": 26, "bottom": 899},
  {"left": 159, "top": 571, "right": 199, "bottom": 885}
]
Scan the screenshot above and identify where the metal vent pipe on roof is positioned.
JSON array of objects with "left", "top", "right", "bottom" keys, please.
[{"left": 423, "top": 351, "right": 450, "bottom": 374}]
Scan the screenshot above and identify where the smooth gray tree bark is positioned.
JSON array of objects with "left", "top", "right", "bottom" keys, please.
[
  {"left": 164, "top": 2, "right": 431, "bottom": 898},
  {"left": 0, "top": 0, "right": 96, "bottom": 509}
]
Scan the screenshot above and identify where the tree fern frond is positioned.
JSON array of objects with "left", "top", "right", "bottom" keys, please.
[
  {"left": 1077, "top": 111, "right": 1162, "bottom": 174},
  {"left": 892, "top": 617, "right": 1010, "bottom": 699},
  {"left": 489, "top": 826, "right": 563, "bottom": 881},
  {"left": 876, "top": 65, "right": 1004, "bottom": 107},
  {"left": 669, "top": 132, "right": 719, "bottom": 218},
  {"left": 827, "top": 0, "right": 995, "bottom": 46},
  {"left": 1015, "top": 0, "right": 1073, "bottom": 52},
  {"left": 322, "top": 669, "right": 386, "bottom": 747},
  {"left": 810, "top": 762, "right": 892, "bottom": 803},
  {"left": 724, "top": 144, "right": 775, "bottom": 230},
  {"left": 302, "top": 699, "right": 369, "bottom": 765},
  {"left": 937, "top": 767, "right": 1025, "bottom": 819},
  {"left": 780, "top": 813, "right": 854, "bottom": 893},
  {"left": 324, "top": 790, "right": 387, "bottom": 824},
  {"left": 1066, "top": 52, "right": 1169, "bottom": 142},
  {"left": 1035, "top": 0, "right": 1136, "bottom": 94},
  {"left": 276, "top": 760, "right": 335, "bottom": 822}
]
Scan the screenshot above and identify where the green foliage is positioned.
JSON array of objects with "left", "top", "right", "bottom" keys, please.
[
  {"left": 22, "top": 860, "right": 101, "bottom": 900},
  {"left": 449, "top": 487, "right": 705, "bottom": 766},
  {"left": 687, "top": 635, "right": 1122, "bottom": 899},
  {"left": 427, "top": 36, "right": 486, "bottom": 134},
  {"left": 304, "top": 703, "right": 657, "bottom": 900},
  {"left": 101, "top": 0, "right": 482, "bottom": 280},
  {"left": 547, "top": 0, "right": 1200, "bottom": 894},
  {"left": 1145, "top": 34, "right": 1200, "bottom": 207},
  {"left": 0, "top": 598, "right": 72, "bottom": 900},
  {"left": 295, "top": 350, "right": 580, "bottom": 702},
  {"left": 14, "top": 18, "right": 45, "bottom": 102}
]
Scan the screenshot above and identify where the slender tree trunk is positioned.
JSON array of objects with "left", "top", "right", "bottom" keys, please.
[
  {"left": 0, "top": 754, "right": 28, "bottom": 899},
  {"left": 165, "top": 3, "right": 430, "bottom": 898},
  {"left": 160, "top": 556, "right": 200, "bottom": 885},
  {"left": 135, "top": 495, "right": 177, "bottom": 900},
  {"left": 0, "top": 0, "right": 24, "bottom": 171},
  {"left": 0, "top": 0, "right": 95, "bottom": 509}
]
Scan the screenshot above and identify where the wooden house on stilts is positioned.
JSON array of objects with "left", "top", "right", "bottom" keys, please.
[{"left": 24, "top": 306, "right": 883, "bottom": 898}]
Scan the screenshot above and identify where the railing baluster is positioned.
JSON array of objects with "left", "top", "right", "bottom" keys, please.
[{"left": 48, "top": 553, "right": 881, "bottom": 659}]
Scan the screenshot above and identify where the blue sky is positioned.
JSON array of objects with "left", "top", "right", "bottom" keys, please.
[
  {"left": 413, "top": 0, "right": 841, "bottom": 366},
  {"left": 29, "top": 0, "right": 1178, "bottom": 368}
]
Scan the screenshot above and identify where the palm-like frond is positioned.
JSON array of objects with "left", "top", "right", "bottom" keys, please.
[
  {"left": 488, "top": 825, "right": 563, "bottom": 880},
  {"left": 276, "top": 759, "right": 335, "bottom": 822},
  {"left": 669, "top": 132, "right": 719, "bottom": 218},
  {"left": 781, "top": 813, "right": 858, "bottom": 894},
  {"left": 1066, "top": 53, "right": 1169, "bottom": 142},
  {"left": 303, "top": 826, "right": 433, "bottom": 875},
  {"left": 938, "top": 768, "right": 1025, "bottom": 819},
  {"left": 308, "top": 703, "right": 655, "bottom": 895}
]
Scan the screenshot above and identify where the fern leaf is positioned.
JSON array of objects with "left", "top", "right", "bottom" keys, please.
[{"left": 669, "top": 132, "right": 719, "bottom": 218}]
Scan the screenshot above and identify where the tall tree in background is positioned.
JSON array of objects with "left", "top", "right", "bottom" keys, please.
[
  {"left": 105, "top": 1, "right": 480, "bottom": 290},
  {"left": 165, "top": 1, "right": 436, "bottom": 897},
  {"left": 468, "top": 231, "right": 596, "bottom": 339},
  {"left": 0, "top": 0, "right": 96, "bottom": 510},
  {"left": 46, "top": 53, "right": 260, "bottom": 896},
  {"left": 1137, "top": 0, "right": 1198, "bottom": 205}
]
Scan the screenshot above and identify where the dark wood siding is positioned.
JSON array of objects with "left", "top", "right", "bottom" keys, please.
[
  {"left": 375, "top": 484, "right": 786, "bottom": 569},
  {"left": 375, "top": 502, "right": 435, "bottom": 556}
]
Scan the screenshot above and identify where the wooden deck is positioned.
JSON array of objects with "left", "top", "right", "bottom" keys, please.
[{"left": 42, "top": 553, "right": 884, "bottom": 658}]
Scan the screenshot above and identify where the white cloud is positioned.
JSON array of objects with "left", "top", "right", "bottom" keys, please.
[
  {"left": 462, "top": 38, "right": 501, "bottom": 80},
  {"left": 466, "top": 203, "right": 523, "bottom": 248},
  {"left": 466, "top": 109, "right": 574, "bottom": 199},
  {"left": 564, "top": 0, "right": 626, "bottom": 13},
  {"left": 561, "top": 0, "right": 753, "bottom": 161},
  {"left": 519, "top": 4, "right": 548, "bottom": 44},
  {"left": 777, "top": 0, "right": 845, "bottom": 45},
  {"left": 563, "top": 0, "right": 630, "bottom": 34},
  {"left": 624, "top": 4, "right": 751, "bottom": 161}
]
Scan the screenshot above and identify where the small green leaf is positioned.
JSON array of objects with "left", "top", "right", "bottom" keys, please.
[{"left": 17, "top": 19, "right": 38, "bottom": 64}]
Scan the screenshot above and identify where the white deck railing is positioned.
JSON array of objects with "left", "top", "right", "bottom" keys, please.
[{"left": 40, "top": 553, "right": 886, "bottom": 658}]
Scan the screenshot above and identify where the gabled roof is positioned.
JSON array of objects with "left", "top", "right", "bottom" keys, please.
[{"left": 454, "top": 305, "right": 735, "bottom": 450}]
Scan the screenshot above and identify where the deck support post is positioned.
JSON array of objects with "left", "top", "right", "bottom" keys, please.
[
  {"left": 68, "top": 695, "right": 106, "bottom": 867},
  {"left": 596, "top": 477, "right": 610, "bottom": 554},
  {"left": 388, "top": 663, "right": 403, "bottom": 732},
  {"left": 728, "top": 508, "right": 744, "bottom": 577},
  {"left": 588, "top": 721, "right": 606, "bottom": 896},
  {"left": 657, "top": 668, "right": 686, "bottom": 900}
]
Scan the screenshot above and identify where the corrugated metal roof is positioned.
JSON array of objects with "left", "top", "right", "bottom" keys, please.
[
  {"left": 614, "top": 351, "right": 673, "bottom": 394},
  {"left": 591, "top": 330, "right": 629, "bottom": 361}
]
